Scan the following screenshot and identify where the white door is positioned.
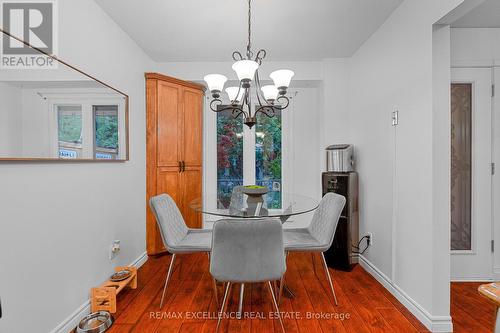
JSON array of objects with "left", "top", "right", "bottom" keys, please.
[{"left": 450, "top": 68, "right": 493, "bottom": 281}]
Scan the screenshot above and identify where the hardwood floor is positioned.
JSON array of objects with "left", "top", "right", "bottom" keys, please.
[
  {"left": 103, "top": 252, "right": 434, "bottom": 333},
  {"left": 94, "top": 252, "right": 498, "bottom": 333},
  {"left": 451, "top": 282, "right": 496, "bottom": 333}
]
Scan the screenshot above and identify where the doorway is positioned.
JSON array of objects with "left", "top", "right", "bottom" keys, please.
[{"left": 450, "top": 68, "right": 493, "bottom": 281}]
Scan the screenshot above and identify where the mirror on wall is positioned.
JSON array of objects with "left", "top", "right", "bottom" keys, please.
[{"left": 0, "top": 29, "right": 129, "bottom": 161}]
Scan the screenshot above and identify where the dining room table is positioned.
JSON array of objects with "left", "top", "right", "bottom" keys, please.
[{"left": 189, "top": 191, "right": 320, "bottom": 318}]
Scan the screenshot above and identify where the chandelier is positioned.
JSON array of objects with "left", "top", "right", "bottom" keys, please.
[{"left": 203, "top": 0, "right": 294, "bottom": 128}]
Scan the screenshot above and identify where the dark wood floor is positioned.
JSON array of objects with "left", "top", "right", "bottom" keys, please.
[
  {"left": 451, "top": 282, "right": 496, "bottom": 333},
  {"left": 100, "top": 253, "right": 496, "bottom": 333}
]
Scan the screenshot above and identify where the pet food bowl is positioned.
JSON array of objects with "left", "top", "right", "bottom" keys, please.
[{"left": 76, "top": 311, "right": 113, "bottom": 333}]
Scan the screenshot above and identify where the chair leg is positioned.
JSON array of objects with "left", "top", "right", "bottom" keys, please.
[
  {"left": 212, "top": 277, "right": 219, "bottom": 309},
  {"left": 267, "top": 281, "right": 285, "bottom": 333},
  {"left": 237, "top": 283, "right": 245, "bottom": 319},
  {"left": 216, "top": 282, "right": 231, "bottom": 333},
  {"left": 311, "top": 252, "right": 317, "bottom": 276},
  {"left": 277, "top": 276, "right": 284, "bottom": 306},
  {"left": 207, "top": 252, "right": 219, "bottom": 309},
  {"left": 159, "top": 253, "right": 176, "bottom": 309},
  {"left": 320, "top": 252, "right": 338, "bottom": 306}
]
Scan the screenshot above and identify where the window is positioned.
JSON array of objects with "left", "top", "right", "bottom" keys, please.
[
  {"left": 216, "top": 109, "right": 244, "bottom": 208},
  {"left": 57, "top": 105, "right": 82, "bottom": 159},
  {"left": 216, "top": 105, "right": 283, "bottom": 209},
  {"left": 52, "top": 96, "right": 124, "bottom": 159},
  {"left": 255, "top": 111, "right": 282, "bottom": 208},
  {"left": 94, "top": 105, "right": 119, "bottom": 160}
]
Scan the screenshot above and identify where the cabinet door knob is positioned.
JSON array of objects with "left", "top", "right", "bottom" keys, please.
[
  {"left": 181, "top": 161, "right": 186, "bottom": 172},
  {"left": 178, "top": 161, "right": 182, "bottom": 172}
]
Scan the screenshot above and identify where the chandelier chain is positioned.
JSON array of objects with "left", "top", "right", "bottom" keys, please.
[{"left": 247, "top": 0, "right": 252, "bottom": 58}]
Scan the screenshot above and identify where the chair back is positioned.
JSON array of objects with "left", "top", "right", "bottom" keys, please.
[
  {"left": 149, "top": 194, "right": 188, "bottom": 249},
  {"left": 307, "top": 192, "right": 346, "bottom": 251},
  {"left": 210, "top": 219, "right": 286, "bottom": 282}
]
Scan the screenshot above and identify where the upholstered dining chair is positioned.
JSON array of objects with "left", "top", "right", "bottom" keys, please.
[
  {"left": 149, "top": 193, "right": 213, "bottom": 308},
  {"left": 283, "top": 192, "right": 346, "bottom": 306},
  {"left": 210, "top": 219, "right": 286, "bottom": 333}
]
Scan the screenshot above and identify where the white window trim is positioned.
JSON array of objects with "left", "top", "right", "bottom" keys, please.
[{"left": 47, "top": 93, "right": 126, "bottom": 159}]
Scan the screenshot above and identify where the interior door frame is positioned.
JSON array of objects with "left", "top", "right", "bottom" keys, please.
[{"left": 450, "top": 67, "right": 493, "bottom": 281}]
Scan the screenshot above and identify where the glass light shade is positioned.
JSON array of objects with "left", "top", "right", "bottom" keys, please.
[
  {"left": 203, "top": 74, "right": 227, "bottom": 92},
  {"left": 232, "top": 60, "right": 259, "bottom": 81},
  {"left": 225, "top": 86, "right": 244, "bottom": 103},
  {"left": 261, "top": 85, "right": 279, "bottom": 101},
  {"left": 269, "top": 69, "right": 295, "bottom": 88}
]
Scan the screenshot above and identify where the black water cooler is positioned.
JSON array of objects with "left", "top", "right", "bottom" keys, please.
[{"left": 322, "top": 157, "right": 359, "bottom": 271}]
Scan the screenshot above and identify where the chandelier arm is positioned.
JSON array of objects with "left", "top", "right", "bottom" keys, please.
[
  {"left": 209, "top": 99, "right": 246, "bottom": 116},
  {"left": 255, "top": 105, "right": 276, "bottom": 118},
  {"left": 255, "top": 49, "right": 266, "bottom": 65},
  {"left": 228, "top": 82, "right": 245, "bottom": 105},
  {"left": 232, "top": 51, "right": 243, "bottom": 61},
  {"left": 273, "top": 95, "right": 290, "bottom": 110},
  {"left": 254, "top": 69, "right": 271, "bottom": 107},
  {"left": 254, "top": 73, "right": 265, "bottom": 107}
]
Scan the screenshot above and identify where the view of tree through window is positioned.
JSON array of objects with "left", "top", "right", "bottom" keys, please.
[
  {"left": 58, "top": 105, "right": 82, "bottom": 159},
  {"left": 256, "top": 110, "right": 282, "bottom": 208},
  {"left": 58, "top": 106, "right": 82, "bottom": 143},
  {"left": 94, "top": 105, "right": 119, "bottom": 159},
  {"left": 217, "top": 109, "right": 243, "bottom": 208}
]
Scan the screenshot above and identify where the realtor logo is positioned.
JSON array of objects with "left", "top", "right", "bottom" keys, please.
[{"left": 1, "top": 0, "right": 57, "bottom": 69}]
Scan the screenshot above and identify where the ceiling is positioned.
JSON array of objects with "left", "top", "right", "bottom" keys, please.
[
  {"left": 452, "top": 0, "right": 500, "bottom": 28},
  {"left": 94, "top": 0, "right": 403, "bottom": 62}
]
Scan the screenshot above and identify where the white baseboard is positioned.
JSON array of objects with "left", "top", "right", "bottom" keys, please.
[
  {"left": 451, "top": 277, "right": 494, "bottom": 282},
  {"left": 358, "top": 255, "right": 454, "bottom": 333},
  {"left": 49, "top": 251, "right": 148, "bottom": 333}
]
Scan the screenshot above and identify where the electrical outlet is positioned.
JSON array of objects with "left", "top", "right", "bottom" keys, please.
[
  {"left": 109, "top": 240, "right": 121, "bottom": 260},
  {"left": 368, "top": 233, "right": 373, "bottom": 246}
]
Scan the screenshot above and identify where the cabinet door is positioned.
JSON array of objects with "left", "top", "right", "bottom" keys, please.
[
  {"left": 181, "top": 87, "right": 203, "bottom": 166},
  {"left": 180, "top": 166, "right": 202, "bottom": 228},
  {"left": 157, "top": 167, "right": 181, "bottom": 205},
  {"left": 157, "top": 81, "right": 182, "bottom": 167}
]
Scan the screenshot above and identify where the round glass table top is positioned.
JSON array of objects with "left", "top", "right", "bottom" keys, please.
[{"left": 189, "top": 193, "right": 319, "bottom": 219}]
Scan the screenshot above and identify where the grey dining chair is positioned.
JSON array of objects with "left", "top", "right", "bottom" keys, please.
[
  {"left": 210, "top": 218, "right": 286, "bottom": 333},
  {"left": 149, "top": 193, "right": 213, "bottom": 308},
  {"left": 283, "top": 192, "right": 346, "bottom": 306}
]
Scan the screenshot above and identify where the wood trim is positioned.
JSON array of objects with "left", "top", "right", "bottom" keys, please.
[
  {"left": 146, "top": 78, "right": 159, "bottom": 255},
  {"left": 145, "top": 73, "right": 206, "bottom": 92}
]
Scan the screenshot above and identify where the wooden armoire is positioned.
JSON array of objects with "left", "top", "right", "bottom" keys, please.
[{"left": 145, "top": 73, "right": 204, "bottom": 255}]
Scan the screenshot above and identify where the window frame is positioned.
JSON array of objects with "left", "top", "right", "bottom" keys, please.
[
  {"left": 48, "top": 93, "right": 126, "bottom": 159},
  {"left": 203, "top": 90, "right": 295, "bottom": 224}
]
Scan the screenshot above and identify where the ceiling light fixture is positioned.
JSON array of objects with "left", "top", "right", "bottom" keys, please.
[{"left": 204, "top": 0, "right": 294, "bottom": 128}]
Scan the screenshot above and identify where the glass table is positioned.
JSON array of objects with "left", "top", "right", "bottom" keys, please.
[
  {"left": 189, "top": 192, "right": 319, "bottom": 222},
  {"left": 189, "top": 192, "right": 319, "bottom": 312}
]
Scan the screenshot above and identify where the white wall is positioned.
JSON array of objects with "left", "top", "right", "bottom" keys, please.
[
  {"left": 451, "top": 28, "right": 500, "bottom": 66},
  {"left": 320, "top": 58, "right": 351, "bottom": 170},
  {"left": 347, "top": 0, "right": 463, "bottom": 331},
  {"left": 0, "top": 82, "right": 22, "bottom": 156},
  {"left": 21, "top": 88, "right": 51, "bottom": 157},
  {"left": 0, "top": 1, "right": 154, "bottom": 333}
]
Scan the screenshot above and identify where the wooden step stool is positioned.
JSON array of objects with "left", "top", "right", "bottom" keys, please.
[{"left": 91, "top": 266, "right": 137, "bottom": 314}]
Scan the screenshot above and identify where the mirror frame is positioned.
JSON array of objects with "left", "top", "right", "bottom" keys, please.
[{"left": 0, "top": 28, "right": 129, "bottom": 162}]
